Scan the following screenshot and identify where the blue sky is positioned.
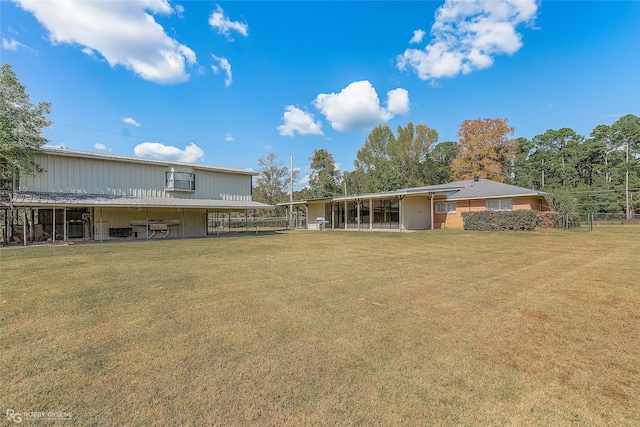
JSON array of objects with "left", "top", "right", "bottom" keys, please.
[{"left": 2, "top": 0, "right": 639, "bottom": 188}]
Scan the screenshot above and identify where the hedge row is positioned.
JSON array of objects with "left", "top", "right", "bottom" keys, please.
[
  {"left": 461, "top": 210, "right": 543, "bottom": 231},
  {"left": 536, "top": 211, "right": 559, "bottom": 229}
]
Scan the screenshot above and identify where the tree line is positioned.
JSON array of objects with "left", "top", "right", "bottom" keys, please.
[
  {"left": 254, "top": 115, "right": 640, "bottom": 217},
  {"left": 1, "top": 63, "right": 637, "bottom": 218}
]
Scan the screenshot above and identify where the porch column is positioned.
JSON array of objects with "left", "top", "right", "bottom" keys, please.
[
  {"left": 369, "top": 198, "right": 373, "bottom": 229},
  {"left": 100, "top": 207, "right": 103, "bottom": 242},
  {"left": 23, "top": 209, "right": 27, "bottom": 246},
  {"left": 331, "top": 202, "right": 335, "bottom": 230},
  {"left": 52, "top": 206, "right": 56, "bottom": 243},
  {"left": 430, "top": 193, "right": 435, "bottom": 231},
  {"left": 344, "top": 201, "right": 348, "bottom": 229},
  {"left": 29, "top": 208, "right": 34, "bottom": 242},
  {"left": 63, "top": 207, "right": 67, "bottom": 241},
  {"left": 356, "top": 200, "right": 361, "bottom": 231},
  {"left": 305, "top": 203, "right": 309, "bottom": 230}
]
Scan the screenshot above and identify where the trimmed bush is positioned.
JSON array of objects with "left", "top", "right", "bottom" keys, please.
[
  {"left": 536, "top": 211, "right": 559, "bottom": 229},
  {"left": 462, "top": 210, "right": 539, "bottom": 231}
]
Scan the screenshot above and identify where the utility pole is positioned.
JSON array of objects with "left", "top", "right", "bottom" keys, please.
[{"left": 290, "top": 154, "right": 294, "bottom": 224}]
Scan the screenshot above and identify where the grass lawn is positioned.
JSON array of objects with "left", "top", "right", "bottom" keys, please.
[{"left": 1, "top": 227, "right": 639, "bottom": 426}]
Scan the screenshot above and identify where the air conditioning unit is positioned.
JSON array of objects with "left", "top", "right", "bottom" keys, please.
[{"left": 82, "top": 213, "right": 89, "bottom": 220}]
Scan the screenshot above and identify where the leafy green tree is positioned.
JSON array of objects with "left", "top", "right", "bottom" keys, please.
[
  {"left": 545, "top": 187, "right": 580, "bottom": 224},
  {"left": 430, "top": 141, "right": 459, "bottom": 183},
  {"left": 253, "top": 152, "right": 293, "bottom": 215},
  {"left": 529, "top": 128, "right": 584, "bottom": 188},
  {"left": 353, "top": 121, "right": 439, "bottom": 192},
  {"left": 1, "top": 64, "right": 52, "bottom": 179},
  {"left": 353, "top": 124, "right": 399, "bottom": 193},
  {"left": 511, "top": 137, "right": 536, "bottom": 188},
  {"left": 342, "top": 169, "right": 366, "bottom": 196},
  {"left": 611, "top": 114, "right": 640, "bottom": 218},
  {"left": 308, "top": 148, "right": 341, "bottom": 198},
  {"left": 391, "top": 122, "right": 439, "bottom": 187}
]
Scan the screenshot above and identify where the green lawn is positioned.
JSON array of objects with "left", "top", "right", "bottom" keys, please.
[{"left": 1, "top": 227, "right": 639, "bottom": 426}]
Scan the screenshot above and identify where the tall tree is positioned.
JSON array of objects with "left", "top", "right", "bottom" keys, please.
[
  {"left": 308, "top": 148, "right": 341, "bottom": 198},
  {"left": 353, "top": 124, "right": 399, "bottom": 193},
  {"left": 253, "top": 152, "right": 292, "bottom": 215},
  {"left": 450, "top": 118, "right": 516, "bottom": 182},
  {"left": 529, "top": 128, "right": 584, "bottom": 188},
  {"left": 353, "top": 121, "right": 439, "bottom": 192},
  {"left": 430, "top": 140, "right": 459, "bottom": 183},
  {"left": 611, "top": 114, "right": 640, "bottom": 219},
  {"left": 0, "top": 64, "right": 52, "bottom": 179},
  {"left": 391, "top": 122, "right": 439, "bottom": 187},
  {"left": 511, "top": 137, "right": 536, "bottom": 188},
  {"left": 341, "top": 169, "right": 366, "bottom": 196}
]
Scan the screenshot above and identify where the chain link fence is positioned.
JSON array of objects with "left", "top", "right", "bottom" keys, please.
[{"left": 559, "top": 213, "right": 640, "bottom": 230}]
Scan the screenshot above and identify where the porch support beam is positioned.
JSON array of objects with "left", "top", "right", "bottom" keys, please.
[
  {"left": 430, "top": 193, "right": 435, "bottom": 231},
  {"left": 23, "top": 209, "right": 27, "bottom": 246},
  {"left": 53, "top": 206, "right": 56, "bottom": 243}
]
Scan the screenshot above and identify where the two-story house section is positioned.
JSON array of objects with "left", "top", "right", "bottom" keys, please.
[{"left": 8, "top": 147, "right": 272, "bottom": 242}]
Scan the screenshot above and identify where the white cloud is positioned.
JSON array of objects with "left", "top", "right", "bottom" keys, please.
[
  {"left": 2, "top": 38, "right": 28, "bottom": 51},
  {"left": 397, "top": 0, "right": 538, "bottom": 80},
  {"left": 386, "top": 88, "right": 410, "bottom": 116},
  {"left": 133, "top": 142, "right": 205, "bottom": 163},
  {"left": 298, "top": 174, "right": 310, "bottom": 188},
  {"left": 208, "top": 5, "right": 248, "bottom": 40},
  {"left": 225, "top": 133, "right": 234, "bottom": 141},
  {"left": 410, "top": 29, "right": 426, "bottom": 44},
  {"left": 94, "top": 143, "right": 110, "bottom": 151},
  {"left": 313, "top": 81, "right": 410, "bottom": 132},
  {"left": 211, "top": 54, "right": 232, "bottom": 87},
  {"left": 175, "top": 4, "right": 185, "bottom": 19},
  {"left": 15, "top": 0, "right": 197, "bottom": 84},
  {"left": 277, "top": 106, "right": 324, "bottom": 137},
  {"left": 122, "top": 117, "right": 140, "bottom": 127}
]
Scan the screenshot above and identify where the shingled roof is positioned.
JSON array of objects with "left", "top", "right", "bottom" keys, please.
[{"left": 445, "top": 179, "right": 546, "bottom": 200}]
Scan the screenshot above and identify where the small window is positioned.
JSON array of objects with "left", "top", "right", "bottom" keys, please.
[
  {"left": 436, "top": 202, "right": 456, "bottom": 213},
  {"left": 486, "top": 199, "right": 512, "bottom": 211},
  {"left": 166, "top": 171, "right": 195, "bottom": 191}
]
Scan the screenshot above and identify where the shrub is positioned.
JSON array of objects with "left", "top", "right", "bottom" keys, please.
[
  {"left": 536, "top": 211, "right": 559, "bottom": 229},
  {"left": 462, "top": 210, "right": 539, "bottom": 231}
]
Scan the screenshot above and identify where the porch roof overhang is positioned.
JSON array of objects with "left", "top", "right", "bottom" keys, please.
[
  {"left": 11, "top": 192, "right": 273, "bottom": 210},
  {"left": 331, "top": 186, "right": 463, "bottom": 202},
  {"left": 276, "top": 198, "right": 332, "bottom": 207}
]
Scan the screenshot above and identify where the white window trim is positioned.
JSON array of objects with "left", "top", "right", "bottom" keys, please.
[
  {"left": 166, "top": 170, "right": 196, "bottom": 191},
  {"left": 486, "top": 199, "right": 513, "bottom": 211},
  {"left": 436, "top": 202, "right": 456, "bottom": 213}
]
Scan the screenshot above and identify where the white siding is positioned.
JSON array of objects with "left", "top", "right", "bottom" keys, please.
[
  {"left": 20, "top": 153, "right": 252, "bottom": 200},
  {"left": 402, "top": 196, "right": 430, "bottom": 230},
  {"left": 93, "top": 207, "right": 207, "bottom": 239}
]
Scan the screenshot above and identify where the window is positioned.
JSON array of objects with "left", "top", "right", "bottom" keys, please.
[
  {"left": 436, "top": 202, "right": 456, "bottom": 213},
  {"left": 166, "top": 171, "right": 195, "bottom": 191},
  {"left": 486, "top": 199, "right": 513, "bottom": 211}
]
